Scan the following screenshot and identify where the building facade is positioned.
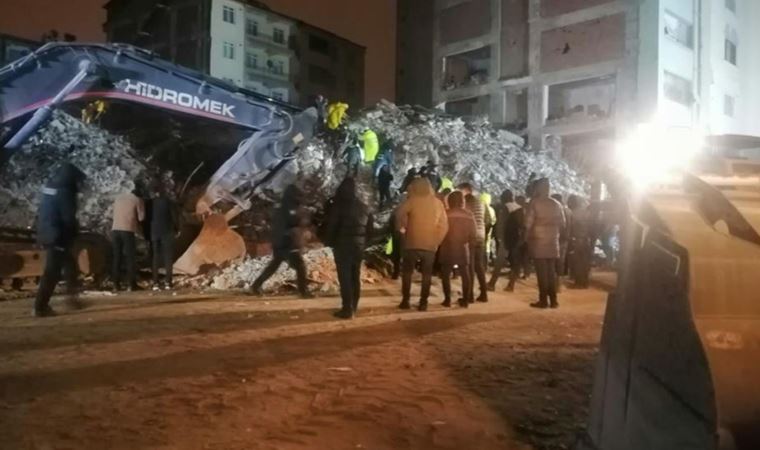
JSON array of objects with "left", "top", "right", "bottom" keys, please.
[
  {"left": 398, "top": 0, "right": 760, "bottom": 164},
  {"left": 0, "top": 34, "right": 38, "bottom": 67},
  {"left": 104, "top": 0, "right": 365, "bottom": 107}
]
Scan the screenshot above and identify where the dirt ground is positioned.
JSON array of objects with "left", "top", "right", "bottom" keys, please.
[{"left": 0, "top": 274, "right": 611, "bottom": 450}]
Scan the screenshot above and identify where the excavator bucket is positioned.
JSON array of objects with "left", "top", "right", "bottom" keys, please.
[
  {"left": 173, "top": 214, "right": 246, "bottom": 275},
  {"left": 583, "top": 173, "right": 760, "bottom": 450}
]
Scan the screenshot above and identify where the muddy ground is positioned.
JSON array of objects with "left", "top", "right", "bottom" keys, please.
[{"left": 0, "top": 274, "right": 611, "bottom": 450}]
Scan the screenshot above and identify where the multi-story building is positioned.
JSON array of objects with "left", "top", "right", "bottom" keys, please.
[
  {"left": 0, "top": 34, "right": 38, "bottom": 67},
  {"left": 103, "top": 0, "right": 365, "bottom": 107},
  {"left": 399, "top": 0, "right": 760, "bottom": 164}
]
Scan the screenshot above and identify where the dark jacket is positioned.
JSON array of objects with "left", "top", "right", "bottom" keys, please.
[
  {"left": 323, "top": 178, "right": 373, "bottom": 251},
  {"left": 504, "top": 207, "right": 525, "bottom": 248},
  {"left": 271, "top": 185, "right": 309, "bottom": 254},
  {"left": 526, "top": 195, "right": 566, "bottom": 259},
  {"left": 439, "top": 207, "right": 476, "bottom": 266},
  {"left": 150, "top": 195, "right": 177, "bottom": 238},
  {"left": 37, "top": 163, "right": 84, "bottom": 247}
]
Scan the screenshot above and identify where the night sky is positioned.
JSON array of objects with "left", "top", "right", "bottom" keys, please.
[{"left": 0, "top": 0, "right": 398, "bottom": 104}]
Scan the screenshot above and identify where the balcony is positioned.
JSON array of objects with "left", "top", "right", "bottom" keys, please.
[
  {"left": 245, "top": 64, "right": 291, "bottom": 84},
  {"left": 246, "top": 32, "right": 294, "bottom": 54}
]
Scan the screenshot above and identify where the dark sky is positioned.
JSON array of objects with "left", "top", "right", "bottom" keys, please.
[{"left": 0, "top": 0, "right": 397, "bottom": 104}]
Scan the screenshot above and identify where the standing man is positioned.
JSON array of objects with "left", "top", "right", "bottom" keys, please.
[
  {"left": 34, "top": 163, "right": 85, "bottom": 317},
  {"left": 111, "top": 184, "right": 145, "bottom": 292},
  {"left": 488, "top": 189, "right": 521, "bottom": 290},
  {"left": 567, "top": 195, "right": 593, "bottom": 288},
  {"left": 396, "top": 178, "right": 448, "bottom": 311},
  {"left": 377, "top": 164, "right": 394, "bottom": 207},
  {"left": 464, "top": 193, "right": 489, "bottom": 303},
  {"left": 525, "top": 178, "right": 566, "bottom": 308},
  {"left": 323, "top": 178, "right": 373, "bottom": 319},
  {"left": 438, "top": 191, "right": 476, "bottom": 308},
  {"left": 551, "top": 193, "right": 572, "bottom": 288},
  {"left": 251, "top": 185, "right": 313, "bottom": 298},
  {"left": 150, "top": 182, "right": 177, "bottom": 291},
  {"left": 505, "top": 195, "right": 528, "bottom": 292}
]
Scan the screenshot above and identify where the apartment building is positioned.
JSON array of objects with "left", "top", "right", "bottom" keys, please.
[
  {"left": 0, "top": 34, "right": 38, "bottom": 67},
  {"left": 399, "top": 0, "right": 760, "bottom": 163},
  {"left": 104, "top": 0, "right": 365, "bottom": 107}
]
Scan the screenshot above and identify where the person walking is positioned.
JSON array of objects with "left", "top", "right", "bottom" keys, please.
[
  {"left": 488, "top": 189, "right": 521, "bottom": 290},
  {"left": 438, "top": 191, "right": 476, "bottom": 308},
  {"left": 111, "top": 184, "right": 145, "bottom": 291},
  {"left": 34, "top": 163, "right": 86, "bottom": 317},
  {"left": 525, "top": 178, "right": 566, "bottom": 308},
  {"left": 150, "top": 182, "right": 177, "bottom": 291},
  {"left": 251, "top": 185, "right": 313, "bottom": 298},
  {"left": 395, "top": 178, "right": 448, "bottom": 311},
  {"left": 323, "top": 178, "right": 373, "bottom": 319},
  {"left": 464, "top": 193, "right": 489, "bottom": 303}
]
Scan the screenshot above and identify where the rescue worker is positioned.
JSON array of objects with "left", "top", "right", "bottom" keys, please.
[
  {"left": 396, "top": 178, "right": 448, "bottom": 311},
  {"left": 525, "top": 178, "right": 566, "bottom": 308},
  {"left": 34, "top": 163, "right": 86, "bottom": 317},
  {"left": 464, "top": 192, "right": 489, "bottom": 303},
  {"left": 438, "top": 191, "right": 476, "bottom": 308},
  {"left": 377, "top": 164, "right": 394, "bottom": 207},
  {"left": 314, "top": 95, "right": 328, "bottom": 125},
  {"left": 487, "top": 189, "right": 521, "bottom": 290},
  {"left": 150, "top": 182, "right": 177, "bottom": 291},
  {"left": 342, "top": 133, "right": 363, "bottom": 176},
  {"left": 111, "top": 183, "right": 146, "bottom": 292},
  {"left": 251, "top": 185, "right": 313, "bottom": 298},
  {"left": 360, "top": 128, "right": 379, "bottom": 164},
  {"left": 440, "top": 176, "right": 454, "bottom": 193},
  {"left": 420, "top": 160, "right": 442, "bottom": 192},
  {"left": 567, "top": 195, "right": 592, "bottom": 288},
  {"left": 327, "top": 102, "right": 349, "bottom": 130},
  {"left": 322, "top": 178, "right": 373, "bottom": 319}
]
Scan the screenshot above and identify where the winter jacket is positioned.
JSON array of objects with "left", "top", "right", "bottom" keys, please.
[
  {"left": 395, "top": 178, "right": 448, "bottom": 252},
  {"left": 36, "top": 163, "right": 84, "bottom": 248},
  {"left": 112, "top": 192, "right": 145, "bottom": 233},
  {"left": 150, "top": 195, "right": 177, "bottom": 238},
  {"left": 322, "top": 179, "right": 373, "bottom": 251},
  {"left": 465, "top": 195, "right": 487, "bottom": 244},
  {"left": 327, "top": 103, "right": 348, "bottom": 130},
  {"left": 360, "top": 129, "right": 379, "bottom": 163},
  {"left": 525, "top": 197, "right": 566, "bottom": 259},
  {"left": 271, "top": 185, "right": 310, "bottom": 254},
  {"left": 504, "top": 207, "right": 525, "bottom": 248},
  {"left": 439, "top": 207, "right": 476, "bottom": 266}
]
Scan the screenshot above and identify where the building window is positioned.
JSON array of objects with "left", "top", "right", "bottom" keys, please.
[
  {"left": 726, "top": 0, "right": 736, "bottom": 13},
  {"left": 725, "top": 28, "right": 738, "bottom": 65},
  {"left": 663, "top": 71, "right": 693, "bottom": 106},
  {"left": 246, "top": 19, "right": 258, "bottom": 36},
  {"left": 724, "top": 95, "right": 735, "bottom": 117},
  {"left": 664, "top": 11, "right": 693, "bottom": 49},
  {"left": 222, "top": 5, "right": 235, "bottom": 24},
  {"left": 245, "top": 52, "right": 257, "bottom": 68},
  {"left": 223, "top": 41, "right": 235, "bottom": 59},
  {"left": 309, "top": 34, "right": 330, "bottom": 55},
  {"left": 273, "top": 28, "right": 285, "bottom": 44},
  {"left": 270, "top": 59, "right": 284, "bottom": 75}
]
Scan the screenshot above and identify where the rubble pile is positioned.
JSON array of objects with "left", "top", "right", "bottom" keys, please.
[
  {"left": 205, "top": 247, "right": 383, "bottom": 293},
  {"left": 0, "top": 111, "right": 149, "bottom": 234}
]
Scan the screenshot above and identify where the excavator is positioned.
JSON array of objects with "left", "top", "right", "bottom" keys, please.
[
  {"left": 0, "top": 42, "right": 318, "bottom": 281},
  {"left": 581, "top": 130, "right": 760, "bottom": 450}
]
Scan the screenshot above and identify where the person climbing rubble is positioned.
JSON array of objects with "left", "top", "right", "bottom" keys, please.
[
  {"left": 341, "top": 133, "right": 364, "bottom": 177},
  {"left": 34, "top": 163, "right": 86, "bottom": 317},
  {"left": 419, "top": 160, "right": 442, "bottom": 192},
  {"left": 111, "top": 183, "right": 146, "bottom": 292},
  {"left": 322, "top": 178, "right": 374, "bottom": 319},
  {"left": 395, "top": 178, "right": 448, "bottom": 311},
  {"left": 359, "top": 128, "right": 379, "bottom": 164},
  {"left": 488, "top": 189, "right": 521, "bottom": 291},
  {"left": 525, "top": 178, "right": 566, "bottom": 309},
  {"left": 149, "top": 181, "right": 178, "bottom": 291},
  {"left": 250, "top": 185, "right": 314, "bottom": 299},
  {"left": 438, "top": 190, "right": 476, "bottom": 308},
  {"left": 462, "top": 188, "right": 489, "bottom": 303},
  {"left": 327, "top": 102, "right": 349, "bottom": 130}
]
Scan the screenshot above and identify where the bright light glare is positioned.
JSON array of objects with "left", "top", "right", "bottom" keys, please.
[{"left": 615, "top": 123, "right": 704, "bottom": 189}]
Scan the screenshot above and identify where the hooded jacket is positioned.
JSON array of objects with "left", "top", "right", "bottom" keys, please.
[
  {"left": 439, "top": 207, "right": 476, "bottom": 266},
  {"left": 271, "top": 185, "right": 310, "bottom": 254},
  {"left": 360, "top": 129, "right": 379, "bottom": 163},
  {"left": 327, "top": 103, "right": 348, "bottom": 130},
  {"left": 37, "top": 163, "right": 84, "bottom": 247},
  {"left": 323, "top": 178, "right": 373, "bottom": 251},
  {"left": 525, "top": 180, "right": 566, "bottom": 259},
  {"left": 395, "top": 178, "right": 448, "bottom": 252}
]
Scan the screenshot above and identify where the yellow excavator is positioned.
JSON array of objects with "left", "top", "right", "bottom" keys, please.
[{"left": 582, "top": 133, "right": 760, "bottom": 450}]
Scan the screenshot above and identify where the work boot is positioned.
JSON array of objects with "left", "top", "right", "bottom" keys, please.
[
  {"left": 530, "top": 300, "right": 549, "bottom": 309},
  {"left": 476, "top": 293, "right": 489, "bottom": 303},
  {"left": 398, "top": 300, "right": 411, "bottom": 310},
  {"left": 441, "top": 298, "right": 452, "bottom": 308},
  {"left": 418, "top": 299, "right": 428, "bottom": 312},
  {"left": 505, "top": 280, "right": 515, "bottom": 292},
  {"left": 32, "top": 306, "right": 57, "bottom": 318},
  {"left": 550, "top": 296, "right": 559, "bottom": 309},
  {"left": 333, "top": 309, "right": 354, "bottom": 320},
  {"left": 457, "top": 298, "right": 469, "bottom": 308}
]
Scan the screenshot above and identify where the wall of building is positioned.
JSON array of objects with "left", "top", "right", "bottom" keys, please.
[
  {"left": 396, "top": 0, "right": 434, "bottom": 106},
  {"left": 209, "top": 0, "right": 246, "bottom": 86}
]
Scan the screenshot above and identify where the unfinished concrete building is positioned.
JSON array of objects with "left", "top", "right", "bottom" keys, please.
[{"left": 422, "top": 0, "right": 760, "bottom": 167}]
